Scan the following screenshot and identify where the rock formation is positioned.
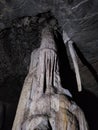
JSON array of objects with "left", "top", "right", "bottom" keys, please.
[{"left": 12, "top": 21, "right": 88, "bottom": 130}]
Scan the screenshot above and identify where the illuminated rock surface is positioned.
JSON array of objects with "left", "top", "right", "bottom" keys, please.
[
  {"left": 12, "top": 25, "right": 88, "bottom": 130},
  {"left": 0, "top": 0, "right": 98, "bottom": 129}
]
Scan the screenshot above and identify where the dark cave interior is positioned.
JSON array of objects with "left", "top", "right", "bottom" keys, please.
[{"left": 0, "top": 0, "right": 98, "bottom": 130}]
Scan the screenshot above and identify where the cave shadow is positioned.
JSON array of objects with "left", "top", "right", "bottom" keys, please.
[
  {"left": 73, "top": 88, "right": 98, "bottom": 130},
  {"left": 72, "top": 43, "right": 98, "bottom": 130},
  {"left": 53, "top": 30, "right": 98, "bottom": 130},
  {"left": 0, "top": 74, "right": 26, "bottom": 130},
  {"left": 53, "top": 30, "right": 78, "bottom": 93},
  {"left": 73, "top": 43, "right": 98, "bottom": 85}
]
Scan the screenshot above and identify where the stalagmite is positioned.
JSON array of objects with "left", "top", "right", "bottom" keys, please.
[{"left": 12, "top": 22, "right": 88, "bottom": 130}]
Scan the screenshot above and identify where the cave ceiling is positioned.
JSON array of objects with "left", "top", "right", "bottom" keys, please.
[{"left": 0, "top": 0, "right": 98, "bottom": 100}]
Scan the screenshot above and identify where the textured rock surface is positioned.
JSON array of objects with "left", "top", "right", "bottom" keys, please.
[
  {"left": 0, "top": 0, "right": 98, "bottom": 96},
  {"left": 12, "top": 25, "right": 88, "bottom": 130},
  {"left": 0, "top": 0, "right": 98, "bottom": 129}
]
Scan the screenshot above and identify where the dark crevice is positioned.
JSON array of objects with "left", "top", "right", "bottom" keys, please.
[
  {"left": 48, "top": 120, "right": 52, "bottom": 130},
  {"left": 43, "top": 67, "right": 47, "bottom": 94},
  {"left": 43, "top": 53, "right": 47, "bottom": 93},
  {"left": 53, "top": 30, "right": 78, "bottom": 94}
]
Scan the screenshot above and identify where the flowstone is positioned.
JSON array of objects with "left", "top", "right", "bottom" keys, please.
[{"left": 12, "top": 22, "right": 88, "bottom": 130}]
